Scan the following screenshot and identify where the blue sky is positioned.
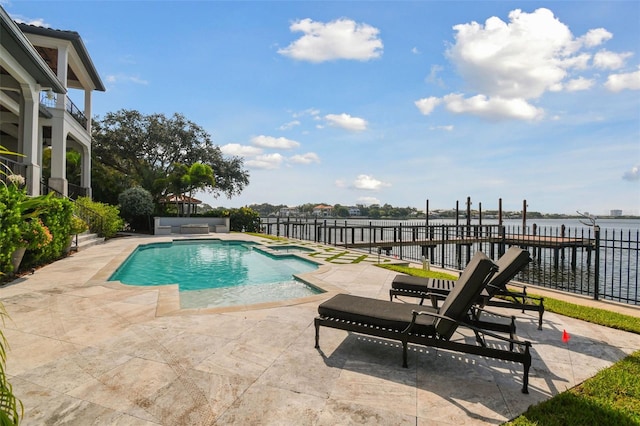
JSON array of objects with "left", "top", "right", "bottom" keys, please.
[{"left": 5, "top": 1, "right": 640, "bottom": 215}]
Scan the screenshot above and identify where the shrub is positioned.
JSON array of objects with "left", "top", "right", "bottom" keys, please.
[
  {"left": 229, "top": 207, "right": 260, "bottom": 232},
  {"left": 0, "top": 184, "right": 23, "bottom": 273},
  {"left": 75, "top": 197, "right": 124, "bottom": 238},
  {"left": 69, "top": 215, "right": 88, "bottom": 235},
  {"left": 118, "top": 187, "right": 154, "bottom": 232},
  {"left": 22, "top": 196, "right": 73, "bottom": 269}
]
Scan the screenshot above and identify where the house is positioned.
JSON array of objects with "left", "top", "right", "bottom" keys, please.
[
  {"left": 0, "top": 6, "right": 105, "bottom": 198},
  {"left": 278, "top": 206, "right": 299, "bottom": 217},
  {"left": 313, "top": 204, "right": 333, "bottom": 216},
  {"left": 348, "top": 206, "right": 361, "bottom": 216}
]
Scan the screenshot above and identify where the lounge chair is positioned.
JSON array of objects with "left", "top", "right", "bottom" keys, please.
[
  {"left": 389, "top": 247, "right": 545, "bottom": 329},
  {"left": 315, "top": 251, "right": 533, "bottom": 393}
]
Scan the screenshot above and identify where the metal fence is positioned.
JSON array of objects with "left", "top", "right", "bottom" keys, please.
[{"left": 260, "top": 217, "right": 639, "bottom": 306}]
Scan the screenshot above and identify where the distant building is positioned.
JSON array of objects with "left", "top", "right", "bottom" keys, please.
[
  {"left": 279, "top": 207, "right": 299, "bottom": 217},
  {"left": 348, "top": 206, "right": 361, "bottom": 216},
  {"left": 610, "top": 209, "right": 623, "bottom": 217},
  {"left": 313, "top": 204, "right": 333, "bottom": 216}
]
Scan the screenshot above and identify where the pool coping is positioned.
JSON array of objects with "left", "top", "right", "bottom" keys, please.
[{"left": 86, "top": 234, "right": 344, "bottom": 316}]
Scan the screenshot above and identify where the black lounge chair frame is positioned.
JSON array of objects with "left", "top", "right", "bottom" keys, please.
[
  {"left": 315, "top": 252, "right": 533, "bottom": 393},
  {"left": 390, "top": 247, "right": 546, "bottom": 330}
]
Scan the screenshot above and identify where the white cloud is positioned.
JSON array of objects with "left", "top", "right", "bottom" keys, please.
[
  {"left": 447, "top": 8, "right": 576, "bottom": 99},
  {"left": 12, "top": 16, "right": 49, "bottom": 27},
  {"left": 429, "top": 125, "right": 454, "bottom": 131},
  {"left": 426, "top": 64, "right": 445, "bottom": 87},
  {"left": 352, "top": 174, "right": 391, "bottom": 190},
  {"left": 278, "top": 18, "right": 383, "bottom": 62},
  {"left": 622, "top": 165, "right": 640, "bottom": 181},
  {"left": 605, "top": 68, "right": 640, "bottom": 92},
  {"left": 442, "top": 93, "right": 544, "bottom": 121},
  {"left": 593, "top": 50, "right": 633, "bottom": 70},
  {"left": 411, "top": 47, "right": 420, "bottom": 54},
  {"left": 579, "top": 28, "right": 613, "bottom": 48},
  {"left": 325, "top": 113, "right": 368, "bottom": 131},
  {"left": 105, "top": 74, "right": 148, "bottom": 85},
  {"left": 279, "top": 120, "right": 301, "bottom": 130},
  {"left": 289, "top": 152, "right": 320, "bottom": 164},
  {"left": 245, "top": 153, "right": 284, "bottom": 170},
  {"left": 565, "top": 77, "right": 594, "bottom": 92},
  {"left": 415, "top": 97, "right": 442, "bottom": 115},
  {"left": 220, "top": 143, "right": 262, "bottom": 157},
  {"left": 251, "top": 135, "right": 300, "bottom": 149},
  {"left": 292, "top": 108, "right": 320, "bottom": 118},
  {"left": 423, "top": 8, "right": 634, "bottom": 122}
]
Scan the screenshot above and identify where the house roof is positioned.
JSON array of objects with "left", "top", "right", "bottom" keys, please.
[
  {"left": 160, "top": 194, "right": 202, "bottom": 204},
  {"left": 17, "top": 22, "right": 105, "bottom": 92},
  {"left": 0, "top": 7, "right": 66, "bottom": 93}
]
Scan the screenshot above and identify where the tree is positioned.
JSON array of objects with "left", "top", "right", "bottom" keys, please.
[
  {"left": 91, "top": 109, "right": 249, "bottom": 206},
  {"left": 118, "top": 187, "right": 154, "bottom": 231},
  {"left": 166, "top": 163, "right": 215, "bottom": 217}
]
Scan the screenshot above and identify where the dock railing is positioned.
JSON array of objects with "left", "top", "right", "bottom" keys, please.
[{"left": 259, "top": 217, "right": 638, "bottom": 305}]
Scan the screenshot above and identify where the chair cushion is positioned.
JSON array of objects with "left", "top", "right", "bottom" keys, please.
[
  {"left": 318, "top": 294, "right": 437, "bottom": 335},
  {"left": 436, "top": 252, "right": 497, "bottom": 339},
  {"left": 486, "top": 247, "right": 531, "bottom": 296}
]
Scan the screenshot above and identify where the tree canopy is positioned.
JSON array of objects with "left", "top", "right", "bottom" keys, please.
[{"left": 91, "top": 109, "right": 249, "bottom": 206}]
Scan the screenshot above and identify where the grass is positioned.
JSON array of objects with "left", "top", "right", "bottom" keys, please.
[
  {"left": 375, "top": 263, "right": 458, "bottom": 280},
  {"left": 506, "top": 350, "right": 640, "bottom": 426},
  {"left": 504, "top": 298, "right": 640, "bottom": 425},
  {"left": 378, "top": 262, "right": 640, "bottom": 425}
]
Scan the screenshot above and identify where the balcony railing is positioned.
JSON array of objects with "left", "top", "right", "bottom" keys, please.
[{"left": 39, "top": 91, "right": 88, "bottom": 128}]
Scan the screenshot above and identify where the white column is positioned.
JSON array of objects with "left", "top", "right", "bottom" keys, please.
[
  {"left": 49, "top": 115, "right": 68, "bottom": 196},
  {"left": 19, "top": 84, "right": 41, "bottom": 196},
  {"left": 81, "top": 143, "right": 91, "bottom": 198},
  {"left": 84, "top": 89, "right": 92, "bottom": 132},
  {"left": 55, "top": 45, "right": 68, "bottom": 109}
]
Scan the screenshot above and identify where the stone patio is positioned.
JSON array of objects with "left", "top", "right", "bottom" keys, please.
[{"left": 1, "top": 234, "right": 639, "bottom": 425}]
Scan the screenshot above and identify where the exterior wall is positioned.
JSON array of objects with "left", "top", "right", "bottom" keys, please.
[{"left": 154, "top": 217, "right": 231, "bottom": 234}]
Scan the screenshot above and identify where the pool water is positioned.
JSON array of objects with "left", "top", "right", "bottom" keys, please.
[{"left": 108, "top": 240, "right": 322, "bottom": 308}]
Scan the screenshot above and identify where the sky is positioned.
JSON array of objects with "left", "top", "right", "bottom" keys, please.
[{"left": 4, "top": 0, "right": 640, "bottom": 215}]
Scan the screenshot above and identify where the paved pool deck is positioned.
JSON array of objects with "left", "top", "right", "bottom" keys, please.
[{"left": 1, "top": 233, "right": 639, "bottom": 425}]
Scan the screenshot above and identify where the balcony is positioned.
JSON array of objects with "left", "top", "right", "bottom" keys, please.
[{"left": 40, "top": 91, "right": 88, "bottom": 128}]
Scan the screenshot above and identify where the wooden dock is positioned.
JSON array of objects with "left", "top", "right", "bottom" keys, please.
[{"left": 341, "top": 234, "right": 595, "bottom": 250}]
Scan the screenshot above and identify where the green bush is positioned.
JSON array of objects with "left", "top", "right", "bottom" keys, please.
[
  {"left": 202, "top": 207, "right": 259, "bottom": 232},
  {"left": 229, "top": 207, "right": 260, "bottom": 232},
  {"left": 22, "top": 196, "right": 73, "bottom": 269},
  {"left": 118, "top": 186, "right": 154, "bottom": 232},
  {"left": 75, "top": 197, "right": 124, "bottom": 238},
  {"left": 69, "top": 215, "right": 88, "bottom": 234},
  {"left": 0, "top": 184, "right": 24, "bottom": 273}
]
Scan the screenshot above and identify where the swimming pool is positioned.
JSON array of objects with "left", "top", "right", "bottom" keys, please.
[{"left": 108, "top": 240, "right": 322, "bottom": 309}]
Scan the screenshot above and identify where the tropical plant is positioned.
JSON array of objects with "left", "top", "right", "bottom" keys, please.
[
  {"left": 20, "top": 218, "right": 52, "bottom": 250},
  {"left": 0, "top": 304, "right": 23, "bottom": 425},
  {"left": 166, "top": 163, "right": 214, "bottom": 217},
  {"left": 0, "top": 146, "right": 24, "bottom": 424}
]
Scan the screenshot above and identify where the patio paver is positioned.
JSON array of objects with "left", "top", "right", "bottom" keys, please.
[{"left": 1, "top": 234, "right": 639, "bottom": 425}]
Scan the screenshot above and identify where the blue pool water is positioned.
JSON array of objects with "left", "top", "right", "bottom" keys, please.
[{"left": 108, "top": 240, "right": 322, "bottom": 308}]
